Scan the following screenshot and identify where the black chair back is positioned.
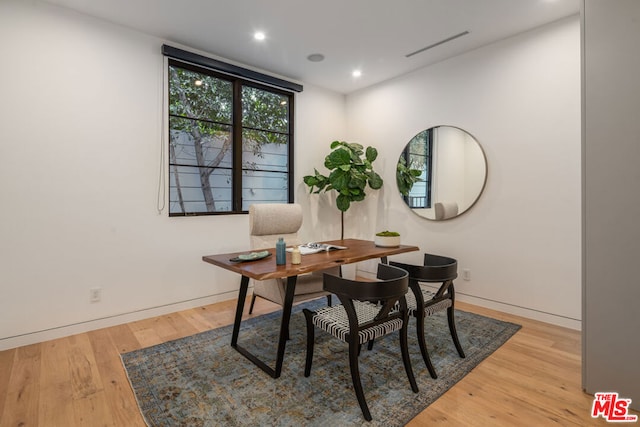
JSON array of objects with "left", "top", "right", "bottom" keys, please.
[{"left": 324, "top": 263, "right": 408, "bottom": 322}]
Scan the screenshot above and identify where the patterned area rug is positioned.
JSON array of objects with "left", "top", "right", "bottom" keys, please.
[{"left": 121, "top": 299, "right": 520, "bottom": 426}]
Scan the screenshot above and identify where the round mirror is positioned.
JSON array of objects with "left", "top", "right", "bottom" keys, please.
[{"left": 396, "top": 126, "right": 487, "bottom": 220}]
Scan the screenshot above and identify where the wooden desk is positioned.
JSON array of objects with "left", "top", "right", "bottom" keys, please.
[{"left": 202, "top": 238, "right": 419, "bottom": 378}]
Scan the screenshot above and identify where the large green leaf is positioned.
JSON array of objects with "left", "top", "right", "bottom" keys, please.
[
  {"left": 368, "top": 171, "right": 383, "bottom": 189},
  {"left": 366, "top": 146, "right": 378, "bottom": 162},
  {"left": 348, "top": 172, "right": 366, "bottom": 189},
  {"left": 303, "top": 175, "right": 318, "bottom": 186},
  {"left": 351, "top": 192, "right": 366, "bottom": 202},
  {"left": 329, "top": 168, "right": 349, "bottom": 190},
  {"left": 303, "top": 169, "right": 330, "bottom": 193},
  {"left": 336, "top": 194, "right": 351, "bottom": 212},
  {"left": 324, "top": 148, "right": 351, "bottom": 169}
]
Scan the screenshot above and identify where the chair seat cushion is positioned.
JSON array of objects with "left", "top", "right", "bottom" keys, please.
[
  {"left": 312, "top": 301, "right": 404, "bottom": 345},
  {"left": 406, "top": 286, "right": 453, "bottom": 316}
]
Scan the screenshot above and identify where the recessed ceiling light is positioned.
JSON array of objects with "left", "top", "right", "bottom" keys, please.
[
  {"left": 307, "top": 53, "right": 325, "bottom": 62},
  {"left": 352, "top": 70, "right": 362, "bottom": 78},
  {"left": 254, "top": 31, "right": 266, "bottom": 41}
]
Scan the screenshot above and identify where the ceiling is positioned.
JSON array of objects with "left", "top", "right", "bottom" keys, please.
[{"left": 42, "top": 0, "right": 580, "bottom": 94}]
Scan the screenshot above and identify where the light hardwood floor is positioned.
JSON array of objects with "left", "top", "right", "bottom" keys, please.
[{"left": 0, "top": 299, "right": 635, "bottom": 426}]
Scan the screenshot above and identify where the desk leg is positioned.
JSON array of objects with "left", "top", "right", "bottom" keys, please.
[
  {"left": 231, "top": 275, "right": 249, "bottom": 348},
  {"left": 231, "top": 274, "right": 297, "bottom": 379},
  {"left": 274, "top": 275, "right": 297, "bottom": 377}
]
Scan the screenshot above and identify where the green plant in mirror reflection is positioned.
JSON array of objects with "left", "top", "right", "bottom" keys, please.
[{"left": 396, "top": 156, "right": 423, "bottom": 196}]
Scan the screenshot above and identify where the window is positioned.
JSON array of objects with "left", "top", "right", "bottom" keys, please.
[
  {"left": 401, "top": 128, "right": 433, "bottom": 208},
  {"left": 167, "top": 59, "right": 294, "bottom": 216}
]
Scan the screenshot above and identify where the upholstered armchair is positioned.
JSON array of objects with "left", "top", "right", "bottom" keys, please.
[
  {"left": 434, "top": 201, "right": 459, "bottom": 220},
  {"left": 248, "top": 203, "right": 337, "bottom": 313}
]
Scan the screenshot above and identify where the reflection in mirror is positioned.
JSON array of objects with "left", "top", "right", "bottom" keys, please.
[{"left": 397, "top": 126, "right": 487, "bottom": 220}]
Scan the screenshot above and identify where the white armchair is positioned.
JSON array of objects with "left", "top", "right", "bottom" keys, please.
[
  {"left": 434, "top": 201, "right": 459, "bottom": 220},
  {"left": 248, "top": 203, "right": 337, "bottom": 313}
]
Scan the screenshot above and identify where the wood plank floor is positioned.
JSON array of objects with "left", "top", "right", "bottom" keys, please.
[{"left": 0, "top": 299, "right": 635, "bottom": 426}]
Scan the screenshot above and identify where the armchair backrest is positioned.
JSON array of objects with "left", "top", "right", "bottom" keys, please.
[
  {"left": 434, "top": 201, "right": 459, "bottom": 220},
  {"left": 249, "top": 203, "right": 303, "bottom": 249}
]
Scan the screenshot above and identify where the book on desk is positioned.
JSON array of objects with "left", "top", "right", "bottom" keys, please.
[{"left": 287, "top": 243, "right": 348, "bottom": 255}]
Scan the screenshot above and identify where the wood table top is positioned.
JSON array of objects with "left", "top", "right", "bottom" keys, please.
[{"left": 202, "top": 238, "right": 419, "bottom": 280}]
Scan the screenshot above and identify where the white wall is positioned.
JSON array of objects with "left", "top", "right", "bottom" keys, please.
[
  {"left": 0, "top": 0, "right": 346, "bottom": 349},
  {"left": 345, "top": 16, "right": 582, "bottom": 328}
]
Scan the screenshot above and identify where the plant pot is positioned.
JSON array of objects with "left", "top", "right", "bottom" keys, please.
[{"left": 374, "top": 235, "right": 401, "bottom": 247}]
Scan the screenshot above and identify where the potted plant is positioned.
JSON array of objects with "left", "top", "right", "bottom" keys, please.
[
  {"left": 375, "top": 230, "right": 401, "bottom": 247},
  {"left": 304, "top": 141, "right": 383, "bottom": 239}
]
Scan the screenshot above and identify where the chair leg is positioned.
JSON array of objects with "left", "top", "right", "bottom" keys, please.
[
  {"left": 367, "top": 338, "right": 375, "bottom": 351},
  {"left": 416, "top": 310, "right": 438, "bottom": 379},
  {"left": 248, "top": 294, "right": 257, "bottom": 314},
  {"left": 348, "top": 338, "right": 372, "bottom": 421},
  {"left": 302, "top": 309, "right": 315, "bottom": 377},
  {"left": 327, "top": 294, "right": 332, "bottom": 307},
  {"left": 400, "top": 317, "right": 419, "bottom": 393},
  {"left": 447, "top": 306, "right": 466, "bottom": 358}
]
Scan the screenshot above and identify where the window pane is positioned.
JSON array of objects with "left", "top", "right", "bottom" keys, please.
[
  {"left": 169, "top": 66, "right": 232, "bottom": 123},
  {"left": 169, "top": 166, "right": 232, "bottom": 214},
  {"left": 242, "top": 128, "right": 289, "bottom": 210},
  {"left": 242, "top": 170, "right": 288, "bottom": 211},
  {"left": 242, "top": 86, "right": 289, "bottom": 133},
  {"left": 170, "top": 117, "right": 232, "bottom": 167},
  {"left": 242, "top": 132, "right": 288, "bottom": 172}
]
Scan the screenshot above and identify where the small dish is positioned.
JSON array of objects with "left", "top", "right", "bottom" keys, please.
[{"left": 230, "top": 250, "right": 271, "bottom": 262}]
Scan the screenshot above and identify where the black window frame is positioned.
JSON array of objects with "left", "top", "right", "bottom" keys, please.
[
  {"left": 166, "top": 58, "right": 295, "bottom": 217},
  {"left": 402, "top": 128, "right": 433, "bottom": 209}
]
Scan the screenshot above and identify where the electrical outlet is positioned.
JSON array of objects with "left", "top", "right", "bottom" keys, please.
[
  {"left": 90, "top": 287, "right": 102, "bottom": 303},
  {"left": 462, "top": 269, "right": 471, "bottom": 281}
]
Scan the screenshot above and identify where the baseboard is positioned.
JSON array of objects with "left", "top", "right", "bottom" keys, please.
[
  {"left": 357, "top": 267, "right": 581, "bottom": 330},
  {"left": 0, "top": 290, "right": 240, "bottom": 351},
  {"left": 432, "top": 285, "right": 582, "bottom": 331}
]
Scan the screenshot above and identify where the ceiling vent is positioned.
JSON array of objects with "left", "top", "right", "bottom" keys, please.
[{"left": 405, "top": 31, "right": 470, "bottom": 58}]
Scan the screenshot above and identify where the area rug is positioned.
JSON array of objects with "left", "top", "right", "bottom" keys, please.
[{"left": 121, "top": 299, "right": 521, "bottom": 426}]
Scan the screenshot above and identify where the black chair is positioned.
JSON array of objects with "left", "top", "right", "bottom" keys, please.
[
  {"left": 303, "top": 263, "right": 418, "bottom": 422},
  {"left": 390, "top": 254, "right": 466, "bottom": 379}
]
